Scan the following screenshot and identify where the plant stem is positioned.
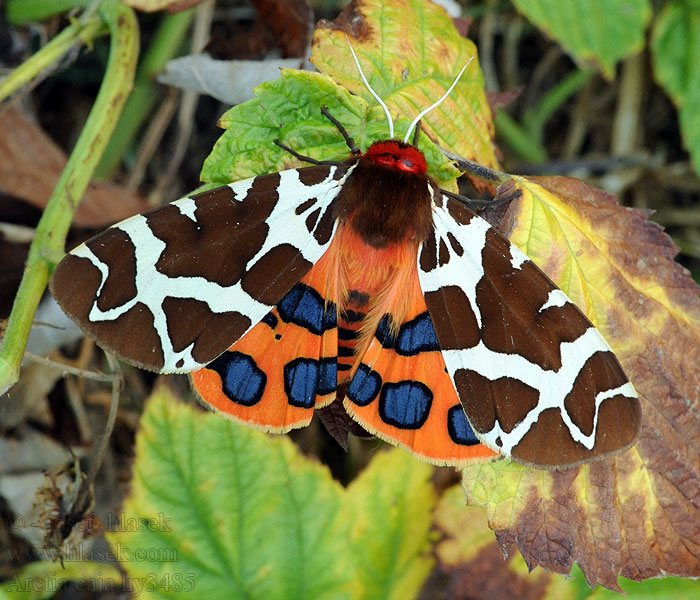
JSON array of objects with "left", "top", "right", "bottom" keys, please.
[
  {"left": 0, "top": 13, "right": 106, "bottom": 102},
  {"left": 5, "top": 0, "right": 93, "bottom": 25},
  {"left": 523, "top": 68, "right": 595, "bottom": 143},
  {"left": 0, "top": 0, "right": 139, "bottom": 395},
  {"left": 495, "top": 69, "right": 595, "bottom": 165},
  {"left": 97, "top": 8, "right": 194, "bottom": 178},
  {"left": 495, "top": 108, "right": 549, "bottom": 164}
]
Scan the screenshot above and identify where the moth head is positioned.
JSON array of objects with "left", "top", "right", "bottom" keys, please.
[{"left": 364, "top": 140, "right": 428, "bottom": 174}]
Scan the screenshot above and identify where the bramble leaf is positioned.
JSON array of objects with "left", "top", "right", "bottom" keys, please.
[
  {"left": 652, "top": 2, "right": 700, "bottom": 177},
  {"left": 201, "top": 69, "right": 459, "bottom": 188},
  {"left": 312, "top": 0, "right": 498, "bottom": 169},
  {"left": 107, "top": 386, "right": 353, "bottom": 599},
  {"left": 107, "top": 387, "right": 437, "bottom": 599},
  {"left": 463, "top": 176, "right": 700, "bottom": 590},
  {"left": 434, "top": 485, "right": 578, "bottom": 599},
  {"left": 511, "top": 0, "right": 651, "bottom": 79},
  {"left": 201, "top": 0, "right": 498, "bottom": 190},
  {"left": 435, "top": 485, "right": 700, "bottom": 598}
]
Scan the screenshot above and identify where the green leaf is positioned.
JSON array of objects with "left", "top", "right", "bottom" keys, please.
[
  {"left": 200, "top": 70, "right": 459, "bottom": 189},
  {"left": 107, "top": 385, "right": 352, "bottom": 600},
  {"left": 511, "top": 0, "right": 652, "bottom": 78},
  {"left": 200, "top": 0, "right": 501, "bottom": 191},
  {"left": 346, "top": 450, "right": 436, "bottom": 600},
  {"left": 590, "top": 576, "right": 700, "bottom": 599},
  {"left": 201, "top": 70, "right": 366, "bottom": 184},
  {"left": 0, "top": 561, "right": 121, "bottom": 600},
  {"left": 652, "top": 1, "right": 700, "bottom": 176},
  {"left": 107, "top": 387, "right": 437, "bottom": 600}
]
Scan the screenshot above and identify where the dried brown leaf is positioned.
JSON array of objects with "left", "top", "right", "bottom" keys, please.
[
  {"left": 462, "top": 175, "right": 700, "bottom": 590},
  {"left": 0, "top": 107, "right": 146, "bottom": 228},
  {"left": 251, "top": 0, "right": 313, "bottom": 58},
  {"left": 429, "top": 486, "right": 572, "bottom": 600}
]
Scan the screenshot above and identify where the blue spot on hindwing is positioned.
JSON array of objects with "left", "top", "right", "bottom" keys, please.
[
  {"left": 317, "top": 358, "right": 337, "bottom": 396},
  {"left": 284, "top": 358, "right": 318, "bottom": 408},
  {"left": 347, "top": 365, "right": 382, "bottom": 406},
  {"left": 375, "top": 312, "right": 440, "bottom": 355},
  {"left": 379, "top": 381, "right": 432, "bottom": 429},
  {"left": 284, "top": 357, "right": 338, "bottom": 408},
  {"left": 277, "top": 283, "right": 336, "bottom": 335},
  {"left": 447, "top": 405, "right": 480, "bottom": 445},
  {"left": 207, "top": 352, "right": 266, "bottom": 406}
]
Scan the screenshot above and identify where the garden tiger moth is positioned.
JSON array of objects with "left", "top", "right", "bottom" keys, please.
[{"left": 50, "top": 43, "right": 640, "bottom": 470}]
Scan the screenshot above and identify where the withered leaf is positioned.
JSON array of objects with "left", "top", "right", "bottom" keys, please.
[
  {"left": 0, "top": 107, "right": 146, "bottom": 228},
  {"left": 429, "top": 486, "right": 568, "bottom": 600},
  {"left": 252, "top": 0, "right": 313, "bottom": 58},
  {"left": 462, "top": 175, "right": 700, "bottom": 590}
]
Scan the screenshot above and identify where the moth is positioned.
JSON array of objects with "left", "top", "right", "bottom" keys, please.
[{"left": 50, "top": 44, "right": 641, "bottom": 469}]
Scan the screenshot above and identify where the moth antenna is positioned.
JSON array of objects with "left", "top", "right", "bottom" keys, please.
[
  {"left": 345, "top": 34, "right": 394, "bottom": 139},
  {"left": 403, "top": 57, "right": 474, "bottom": 143}
]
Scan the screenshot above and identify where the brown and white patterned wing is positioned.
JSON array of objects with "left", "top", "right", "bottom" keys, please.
[
  {"left": 418, "top": 193, "right": 641, "bottom": 469},
  {"left": 51, "top": 164, "right": 351, "bottom": 374}
]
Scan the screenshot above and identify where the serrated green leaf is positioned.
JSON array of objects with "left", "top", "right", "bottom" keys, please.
[
  {"left": 201, "top": 69, "right": 459, "bottom": 188},
  {"left": 512, "top": 0, "right": 651, "bottom": 78},
  {"left": 107, "top": 386, "right": 353, "bottom": 600},
  {"left": 201, "top": 70, "right": 366, "bottom": 184},
  {"left": 652, "top": 2, "right": 700, "bottom": 177},
  {"left": 201, "top": 0, "right": 500, "bottom": 191},
  {"left": 0, "top": 561, "right": 121, "bottom": 600},
  {"left": 345, "top": 450, "right": 436, "bottom": 600},
  {"left": 107, "top": 388, "right": 437, "bottom": 600}
]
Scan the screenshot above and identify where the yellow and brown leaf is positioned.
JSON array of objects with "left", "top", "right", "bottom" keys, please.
[
  {"left": 463, "top": 175, "right": 700, "bottom": 590},
  {"left": 311, "top": 0, "right": 498, "bottom": 171}
]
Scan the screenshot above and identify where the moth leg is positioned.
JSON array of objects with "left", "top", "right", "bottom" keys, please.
[
  {"left": 273, "top": 138, "right": 343, "bottom": 166},
  {"left": 439, "top": 186, "right": 522, "bottom": 210}
]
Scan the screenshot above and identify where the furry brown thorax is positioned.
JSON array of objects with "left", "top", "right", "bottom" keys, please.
[{"left": 334, "top": 140, "right": 436, "bottom": 248}]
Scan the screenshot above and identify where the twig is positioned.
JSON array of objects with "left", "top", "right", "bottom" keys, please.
[
  {"left": 23, "top": 352, "right": 113, "bottom": 383},
  {"left": 478, "top": 0, "right": 499, "bottom": 91},
  {"left": 63, "top": 351, "right": 121, "bottom": 541},
  {"left": 126, "top": 86, "right": 181, "bottom": 193},
  {"left": 150, "top": 0, "right": 214, "bottom": 205},
  {"left": 611, "top": 52, "right": 644, "bottom": 156},
  {"left": 0, "top": 11, "right": 105, "bottom": 104}
]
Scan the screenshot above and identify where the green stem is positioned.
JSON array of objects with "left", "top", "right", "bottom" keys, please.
[
  {"left": 495, "top": 108, "right": 549, "bottom": 164},
  {"left": 0, "top": 0, "right": 139, "bottom": 395},
  {"left": 97, "top": 8, "right": 194, "bottom": 178},
  {"left": 494, "top": 69, "right": 595, "bottom": 165},
  {"left": 5, "top": 0, "right": 92, "bottom": 25},
  {"left": 0, "top": 13, "right": 106, "bottom": 102},
  {"left": 523, "top": 69, "right": 595, "bottom": 143}
]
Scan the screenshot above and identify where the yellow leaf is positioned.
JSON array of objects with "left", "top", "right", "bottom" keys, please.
[
  {"left": 311, "top": 0, "right": 498, "bottom": 169},
  {"left": 463, "top": 175, "right": 700, "bottom": 589}
]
